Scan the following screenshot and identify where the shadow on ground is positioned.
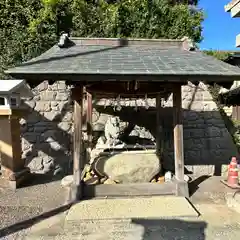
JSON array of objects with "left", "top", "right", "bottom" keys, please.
[
  {"left": 19, "top": 172, "right": 65, "bottom": 188},
  {"left": 189, "top": 175, "right": 211, "bottom": 197},
  {"left": 0, "top": 203, "right": 72, "bottom": 238},
  {"left": 132, "top": 218, "right": 207, "bottom": 240}
]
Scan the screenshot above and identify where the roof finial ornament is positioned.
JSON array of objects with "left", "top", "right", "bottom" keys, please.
[
  {"left": 58, "top": 32, "right": 74, "bottom": 48},
  {"left": 181, "top": 36, "right": 195, "bottom": 51}
]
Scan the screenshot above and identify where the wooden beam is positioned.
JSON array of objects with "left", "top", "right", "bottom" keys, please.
[
  {"left": 0, "top": 109, "right": 29, "bottom": 117},
  {"left": 156, "top": 93, "right": 162, "bottom": 158},
  {"left": 82, "top": 89, "right": 93, "bottom": 165},
  {"left": 11, "top": 72, "right": 235, "bottom": 83},
  {"left": 173, "top": 85, "right": 184, "bottom": 181},
  {"left": 90, "top": 92, "right": 170, "bottom": 99},
  {"left": 86, "top": 92, "right": 93, "bottom": 148},
  {"left": 71, "top": 86, "right": 84, "bottom": 100},
  {"left": 85, "top": 82, "right": 171, "bottom": 95},
  {"left": 173, "top": 85, "right": 189, "bottom": 197},
  {"left": 72, "top": 87, "right": 84, "bottom": 201}
]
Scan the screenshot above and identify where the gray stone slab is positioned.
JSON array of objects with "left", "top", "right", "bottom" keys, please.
[
  {"left": 22, "top": 202, "right": 240, "bottom": 240},
  {"left": 66, "top": 196, "right": 198, "bottom": 221}
]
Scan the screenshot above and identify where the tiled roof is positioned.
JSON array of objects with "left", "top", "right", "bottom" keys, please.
[{"left": 5, "top": 38, "right": 240, "bottom": 83}]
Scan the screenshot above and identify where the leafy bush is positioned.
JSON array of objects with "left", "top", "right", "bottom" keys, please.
[{"left": 0, "top": 0, "right": 204, "bottom": 78}]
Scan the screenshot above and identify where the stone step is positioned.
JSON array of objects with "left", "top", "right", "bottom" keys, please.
[
  {"left": 66, "top": 196, "right": 199, "bottom": 221},
  {"left": 22, "top": 220, "right": 140, "bottom": 239},
  {"left": 23, "top": 218, "right": 208, "bottom": 240},
  {"left": 23, "top": 196, "right": 199, "bottom": 239},
  {"left": 22, "top": 220, "right": 240, "bottom": 240},
  {"left": 22, "top": 202, "right": 240, "bottom": 240}
]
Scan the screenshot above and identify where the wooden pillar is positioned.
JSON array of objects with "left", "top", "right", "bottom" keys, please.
[
  {"left": 86, "top": 91, "right": 93, "bottom": 157},
  {"left": 173, "top": 84, "right": 189, "bottom": 197},
  {"left": 0, "top": 111, "right": 30, "bottom": 189},
  {"left": 71, "top": 86, "right": 84, "bottom": 201},
  {"left": 82, "top": 89, "right": 92, "bottom": 167},
  {"left": 156, "top": 93, "right": 162, "bottom": 160}
]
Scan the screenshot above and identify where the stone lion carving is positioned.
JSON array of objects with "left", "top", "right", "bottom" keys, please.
[
  {"left": 94, "top": 116, "right": 122, "bottom": 147},
  {"left": 90, "top": 116, "right": 127, "bottom": 164},
  {"left": 105, "top": 116, "right": 121, "bottom": 144}
]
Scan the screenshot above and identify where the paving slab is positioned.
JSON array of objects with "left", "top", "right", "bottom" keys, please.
[
  {"left": 8, "top": 176, "right": 240, "bottom": 240},
  {"left": 189, "top": 176, "right": 236, "bottom": 204},
  {"left": 66, "top": 196, "right": 198, "bottom": 221},
  {"left": 22, "top": 202, "right": 240, "bottom": 240},
  {"left": 24, "top": 218, "right": 206, "bottom": 240},
  {"left": 27, "top": 212, "right": 67, "bottom": 235},
  {"left": 226, "top": 191, "right": 240, "bottom": 214}
]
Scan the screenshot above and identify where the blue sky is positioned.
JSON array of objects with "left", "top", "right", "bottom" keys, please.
[{"left": 199, "top": 0, "right": 240, "bottom": 50}]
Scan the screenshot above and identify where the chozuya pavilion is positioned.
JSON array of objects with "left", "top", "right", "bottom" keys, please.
[{"left": 5, "top": 35, "right": 240, "bottom": 201}]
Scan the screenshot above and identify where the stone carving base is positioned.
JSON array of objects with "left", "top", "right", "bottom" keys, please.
[
  {"left": 92, "top": 150, "right": 160, "bottom": 183},
  {"left": 82, "top": 163, "right": 165, "bottom": 186},
  {"left": 81, "top": 163, "right": 190, "bottom": 187},
  {"left": 0, "top": 167, "right": 31, "bottom": 190}
]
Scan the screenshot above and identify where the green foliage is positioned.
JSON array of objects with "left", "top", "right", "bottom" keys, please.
[
  {"left": 205, "top": 50, "right": 233, "bottom": 102},
  {"left": 206, "top": 50, "right": 233, "bottom": 105},
  {"left": 203, "top": 50, "right": 232, "bottom": 61},
  {"left": 0, "top": 0, "right": 204, "bottom": 79},
  {"left": 206, "top": 50, "right": 240, "bottom": 152},
  {"left": 0, "top": 0, "right": 57, "bottom": 79},
  {"left": 54, "top": 0, "right": 204, "bottom": 42},
  {"left": 29, "top": 0, "right": 72, "bottom": 35},
  {"left": 208, "top": 84, "right": 221, "bottom": 102}
]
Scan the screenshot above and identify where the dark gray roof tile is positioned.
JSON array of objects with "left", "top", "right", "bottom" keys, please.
[{"left": 5, "top": 38, "right": 240, "bottom": 82}]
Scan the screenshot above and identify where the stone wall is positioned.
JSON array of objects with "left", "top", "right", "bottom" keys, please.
[
  {"left": 162, "top": 82, "right": 237, "bottom": 176},
  {"left": 21, "top": 81, "right": 73, "bottom": 176},
  {"left": 21, "top": 81, "right": 237, "bottom": 177}
]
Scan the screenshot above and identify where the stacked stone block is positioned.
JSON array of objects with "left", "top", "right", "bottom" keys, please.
[
  {"left": 162, "top": 82, "right": 237, "bottom": 176},
  {"left": 21, "top": 81, "right": 73, "bottom": 175}
]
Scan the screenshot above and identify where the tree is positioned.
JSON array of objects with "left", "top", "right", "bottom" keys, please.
[
  {"left": 32, "top": 0, "right": 203, "bottom": 42},
  {"left": 0, "top": 0, "right": 204, "bottom": 78},
  {"left": 169, "top": 0, "right": 199, "bottom": 5},
  {"left": 0, "top": 0, "right": 56, "bottom": 79},
  {"left": 204, "top": 50, "right": 232, "bottom": 61}
]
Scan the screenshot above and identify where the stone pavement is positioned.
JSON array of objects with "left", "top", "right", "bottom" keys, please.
[
  {"left": 18, "top": 199, "right": 240, "bottom": 240},
  {"left": 226, "top": 190, "right": 240, "bottom": 214},
  {"left": 1, "top": 176, "right": 240, "bottom": 239},
  {"left": 66, "top": 197, "right": 198, "bottom": 220}
]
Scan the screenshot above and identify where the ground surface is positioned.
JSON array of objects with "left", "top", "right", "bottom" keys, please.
[
  {"left": 21, "top": 203, "right": 240, "bottom": 240},
  {"left": 0, "top": 175, "right": 68, "bottom": 240},
  {"left": 1, "top": 176, "right": 240, "bottom": 239}
]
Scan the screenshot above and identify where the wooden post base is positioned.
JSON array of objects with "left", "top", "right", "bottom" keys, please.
[
  {"left": 0, "top": 167, "right": 31, "bottom": 190},
  {"left": 176, "top": 181, "right": 189, "bottom": 198},
  {"left": 0, "top": 114, "right": 31, "bottom": 190},
  {"left": 69, "top": 183, "right": 83, "bottom": 202}
]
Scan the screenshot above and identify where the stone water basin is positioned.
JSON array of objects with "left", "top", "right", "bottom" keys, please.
[{"left": 92, "top": 148, "right": 161, "bottom": 184}]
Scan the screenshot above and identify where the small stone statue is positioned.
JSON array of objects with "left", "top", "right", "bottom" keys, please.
[
  {"left": 90, "top": 116, "right": 126, "bottom": 164},
  {"left": 104, "top": 116, "right": 122, "bottom": 146}
]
